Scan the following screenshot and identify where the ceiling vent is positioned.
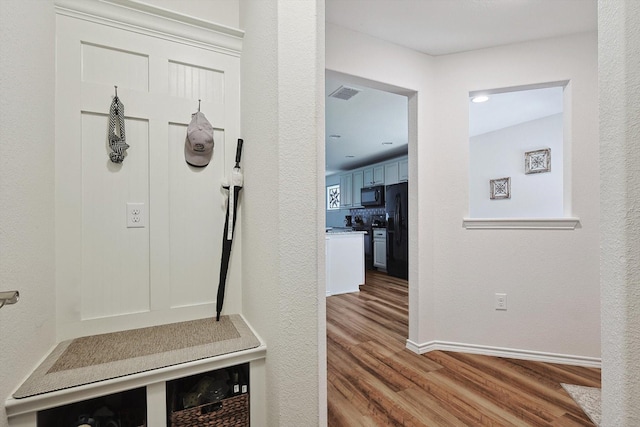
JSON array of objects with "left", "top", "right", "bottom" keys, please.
[{"left": 329, "top": 85, "right": 361, "bottom": 101}]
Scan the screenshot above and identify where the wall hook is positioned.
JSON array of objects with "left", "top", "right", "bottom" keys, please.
[
  {"left": 198, "top": 99, "right": 201, "bottom": 112},
  {"left": 0, "top": 290, "right": 19, "bottom": 310},
  {"left": 114, "top": 85, "right": 118, "bottom": 98}
]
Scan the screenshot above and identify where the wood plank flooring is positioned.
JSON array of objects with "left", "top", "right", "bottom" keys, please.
[{"left": 327, "top": 270, "right": 600, "bottom": 426}]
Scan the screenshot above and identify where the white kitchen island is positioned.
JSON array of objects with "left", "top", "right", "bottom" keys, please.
[{"left": 325, "top": 230, "right": 366, "bottom": 296}]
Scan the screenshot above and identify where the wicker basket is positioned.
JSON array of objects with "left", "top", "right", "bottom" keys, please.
[{"left": 169, "top": 393, "right": 249, "bottom": 427}]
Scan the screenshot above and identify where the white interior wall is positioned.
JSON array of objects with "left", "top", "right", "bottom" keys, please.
[
  {"left": 327, "top": 25, "right": 600, "bottom": 360},
  {"left": 0, "top": 1, "right": 56, "bottom": 425},
  {"left": 599, "top": 1, "right": 640, "bottom": 424},
  {"left": 433, "top": 32, "right": 599, "bottom": 358},
  {"left": 469, "top": 113, "right": 564, "bottom": 218},
  {"left": 240, "top": 0, "right": 325, "bottom": 425},
  {"left": 326, "top": 22, "right": 438, "bottom": 347}
]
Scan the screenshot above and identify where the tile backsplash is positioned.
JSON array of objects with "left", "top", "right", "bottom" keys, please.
[
  {"left": 326, "top": 207, "right": 386, "bottom": 228},
  {"left": 350, "top": 207, "right": 386, "bottom": 225}
]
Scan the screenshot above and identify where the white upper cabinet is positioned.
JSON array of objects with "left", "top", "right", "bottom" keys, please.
[
  {"left": 363, "top": 165, "right": 384, "bottom": 186},
  {"left": 352, "top": 170, "right": 364, "bottom": 207},
  {"left": 333, "top": 157, "right": 407, "bottom": 203},
  {"left": 374, "top": 166, "right": 385, "bottom": 185},
  {"left": 399, "top": 159, "right": 408, "bottom": 182},
  {"left": 363, "top": 168, "right": 373, "bottom": 186},
  {"left": 385, "top": 162, "right": 399, "bottom": 185},
  {"left": 340, "top": 173, "right": 353, "bottom": 207}
]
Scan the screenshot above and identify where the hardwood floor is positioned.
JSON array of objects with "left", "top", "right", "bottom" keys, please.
[{"left": 327, "top": 270, "right": 601, "bottom": 426}]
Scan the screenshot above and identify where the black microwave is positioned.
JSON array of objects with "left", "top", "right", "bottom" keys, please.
[{"left": 361, "top": 185, "right": 385, "bottom": 207}]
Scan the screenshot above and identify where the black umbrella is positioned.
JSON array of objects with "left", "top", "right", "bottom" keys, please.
[{"left": 216, "top": 139, "right": 243, "bottom": 321}]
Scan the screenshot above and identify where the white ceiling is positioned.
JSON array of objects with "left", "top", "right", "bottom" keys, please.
[
  {"left": 325, "top": 0, "right": 597, "bottom": 57},
  {"left": 469, "top": 85, "right": 564, "bottom": 137},
  {"left": 325, "top": 72, "right": 409, "bottom": 175},
  {"left": 325, "top": 0, "right": 596, "bottom": 174}
]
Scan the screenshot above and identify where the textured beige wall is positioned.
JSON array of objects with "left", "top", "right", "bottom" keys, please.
[
  {"left": 599, "top": 1, "right": 640, "bottom": 424},
  {"left": 326, "top": 23, "right": 438, "bottom": 346},
  {"left": 240, "top": 0, "right": 325, "bottom": 425},
  {"left": 0, "top": 1, "right": 57, "bottom": 425}
]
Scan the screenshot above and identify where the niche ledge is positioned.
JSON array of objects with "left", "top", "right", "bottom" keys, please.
[{"left": 462, "top": 217, "right": 580, "bottom": 230}]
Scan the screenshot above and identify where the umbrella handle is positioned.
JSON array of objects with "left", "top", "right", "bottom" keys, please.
[{"left": 235, "top": 139, "right": 243, "bottom": 168}]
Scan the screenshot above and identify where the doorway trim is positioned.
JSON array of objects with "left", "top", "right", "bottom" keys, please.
[{"left": 324, "top": 69, "right": 419, "bottom": 350}]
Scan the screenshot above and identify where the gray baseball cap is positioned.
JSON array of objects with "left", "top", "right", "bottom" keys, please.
[{"left": 185, "top": 112, "right": 214, "bottom": 167}]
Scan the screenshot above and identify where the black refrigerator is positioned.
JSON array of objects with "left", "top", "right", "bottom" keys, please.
[{"left": 385, "top": 182, "right": 408, "bottom": 279}]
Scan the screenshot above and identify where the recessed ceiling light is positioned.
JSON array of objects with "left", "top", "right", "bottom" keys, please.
[
  {"left": 471, "top": 95, "right": 490, "bottom": 103},
  {"left": 329, "top": 134, "right": 341, "bottom": 139},
  {"left": 382, "top": 141, "right": 393, "bottom": 145},
  {"left": 345, "top": 155, "right": 355, "bottom": 158}
]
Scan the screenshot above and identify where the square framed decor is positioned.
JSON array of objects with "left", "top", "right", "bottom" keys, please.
[
  {"left": 525, "top": 148, "right": 551, "bottom": 174},
  {"left": 327, "top": 184, "right": 340, "bottom": 210},
  {"left": 490, "top": 177, "right": 511, "bottom": 200}
]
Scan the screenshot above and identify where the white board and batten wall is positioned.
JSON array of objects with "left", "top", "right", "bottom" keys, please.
[
  {"left": 2, "top": 2, "right": 267, "bottom": 426},
  {"left": 55, "top": 0, "right": 242, "bottom": 340}
]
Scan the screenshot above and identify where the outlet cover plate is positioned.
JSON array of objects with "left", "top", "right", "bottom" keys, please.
[
  {"left": 495, "top": 293, "right": 507, "bottom": 310},
  {"left": 127, "top": 202, "right": 145, "bottom": 228}
]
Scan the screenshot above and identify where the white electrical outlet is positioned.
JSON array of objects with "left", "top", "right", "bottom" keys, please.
[
  {"left": 126, "top": 202, "right": 145, "bottom": 228},
  {"left": 495, "top": 293, "right": 507, "bottom": 310}
]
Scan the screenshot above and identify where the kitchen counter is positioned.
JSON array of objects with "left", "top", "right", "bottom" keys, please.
[
  {"left": 325, "top": 228, "right": 368, "bottom": 235},
  {"left": 325, "top": 231, "right": 365, "bottom": 296}
]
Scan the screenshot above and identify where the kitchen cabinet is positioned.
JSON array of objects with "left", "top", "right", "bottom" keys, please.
[
  {"left": 326, "top": 231, "right": 365, "bottom": 295},
  {"left": 399, "top": 159, "right": 409, "bottom": 182},
  {"left": 363, "top": 168, "right": 373, "bottom": 186},
  {"left": 352, "top": 170, "right": 364, "bottom": 207},
  {"left": 363, "top": 166, "right": 384, "bottom": 186},
  {"left": 339, "top": 173, "right": 353, "bottom": 207},
  {"left": 373, "top": 229, "right": 387, "bottom": 270},
  {"left": 385, "top": 162, "right": 399, "bottom": 185},
  {"left": 342, "top": 170, "right": 364, "bottom": 207}
]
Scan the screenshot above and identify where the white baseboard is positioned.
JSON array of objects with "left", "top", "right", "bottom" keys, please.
[{"left": 405, "top": 339, "right": 601, "bottom": 368}]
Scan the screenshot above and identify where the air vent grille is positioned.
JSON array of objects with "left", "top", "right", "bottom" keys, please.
[{"left": 329, "top": 85, "right": 361, "bottom": 101}]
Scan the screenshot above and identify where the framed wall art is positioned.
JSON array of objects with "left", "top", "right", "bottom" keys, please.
[
  {"left": 327, "top": 184, "right": 340, "bottom": 210},
  {"left": 490, "top": 177, "right": 511, "bottom": 200},
  {"left": 525, "top": 148, "right": 551, "bottom": 174}
]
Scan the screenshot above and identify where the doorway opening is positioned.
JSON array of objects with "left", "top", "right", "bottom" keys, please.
[{"left": 324, "top": 68, "right": 416, "bottom": 333}]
